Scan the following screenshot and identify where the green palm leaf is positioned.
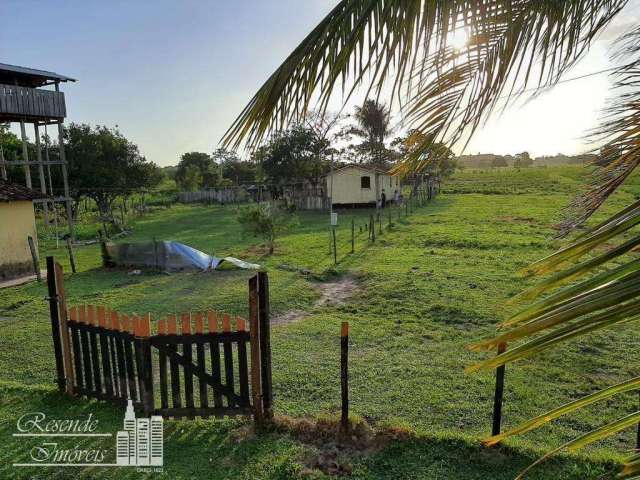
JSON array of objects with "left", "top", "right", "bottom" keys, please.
[
  {"left": 483, "top": 377, "right": 640, "bottom": 446},
  {"left": 512, "top": 412, "right": 640, "bottom": 480},
  {"left": 222, "top": 0, "right": 625, "bottom": 172},
  {"left": 223, "top": 1, "right": 640, "bottom": 478}
]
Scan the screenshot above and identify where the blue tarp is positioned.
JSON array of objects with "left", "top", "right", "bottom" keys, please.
[{"left": 104, "top": 240, "right": 260, "bottom": 272}]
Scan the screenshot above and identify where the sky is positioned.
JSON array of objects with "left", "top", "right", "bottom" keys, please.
[{"left": 1, "top": 0, "right": 639, "bottom": 166}]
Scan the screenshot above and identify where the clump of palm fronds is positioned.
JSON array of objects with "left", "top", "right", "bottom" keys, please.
[{"left": 222, "top": 1, "right": 640, "bottom": 478}]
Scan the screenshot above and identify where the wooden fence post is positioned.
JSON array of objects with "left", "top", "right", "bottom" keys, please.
[
  {"left": 492, "top": 342, "right": 507, "bottom": 436},
  {"left": 66, "top": 237, "right": 77, "bottom": 273},
  {"left": 351, "top": 218, "right": 355, "bottom": 254},
  {"left": 370, "top": 215, "right": 375, "bottom": 242},
  {"left": 258, "top": 271, "right": 273, "bottom": 420},
  {"left": 46, "top": 257, "right": 66, "bottom": 392},
  {"left": 249, "top": 275, "right": 264, "bottom": 427},
  {"left": 332, "top": 228, "right": 337, "bottom": 265},
  {"left": 53, "top": 260, "right": 75, "bottom": 395},
  {"left": 28, "top": 236, "right": 41, "bottom": 281},
  {"left": 340, "top": 321, "right": 349, "bottom": 434}
]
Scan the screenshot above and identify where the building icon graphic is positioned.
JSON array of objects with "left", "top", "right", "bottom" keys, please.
[{"left": 116, "top": 400, "right": 163, "bottom": 466}]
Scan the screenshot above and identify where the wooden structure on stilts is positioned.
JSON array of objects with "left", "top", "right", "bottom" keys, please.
[{"left": 0, "top": 63, "right": 76, "bottom": 240}]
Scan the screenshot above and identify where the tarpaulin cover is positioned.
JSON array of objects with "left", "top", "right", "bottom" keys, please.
[{"left": 104, "top": 240, "right": 260, "bottom": 272}]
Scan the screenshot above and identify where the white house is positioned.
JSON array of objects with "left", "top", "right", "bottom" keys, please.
[{"left": 325, "top": 164, "right": 400, "bottom": 207}]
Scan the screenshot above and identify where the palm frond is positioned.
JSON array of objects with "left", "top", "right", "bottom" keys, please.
[
  {"left": 483, "top": 376, "right": 640, "bottom": 446},
  {"left": 512, "top": 412, "right": 640, "bottom": 479},
  {"left": 560, "top": 26, "right": 640, "bottom": 233},
  {"left": 222, "top": 0, "right": 625, "bottom": 165}
]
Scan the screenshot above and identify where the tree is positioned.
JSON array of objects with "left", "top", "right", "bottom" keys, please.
[
  {"left": 236, "top": 202, "right": 297, "bottom": 254},
  {"left": 251, "top": 125, "right": 329, "bottom": 186},
  {"left": 349, "top": 99, "right": 393, "bottom": 167},
  {"left": 221, "top": 2, "right": 640, "bottom": 476},
  {"left": 179, "top": 165, "right": 203, "bottom": 192},
  {"left": 175, "top": 152, "right": 216, "bottom": 190},
  {"left": 64, "top": 123, "right": 162, "bottom": 218},
  {"left": 0, "top": 123, "right": 24, "bottom": 183},
  {"left": 392, "top": 130, "right": 456, "bottom": 177},
  {"left": 212, "top": 147, "right": 257, "bottom": 185},
  {"left": 513, "top": 151, "right": 533, "bottom": 168}
]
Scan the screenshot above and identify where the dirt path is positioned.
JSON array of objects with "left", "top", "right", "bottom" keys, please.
[{"left": 272, "top": 276, "right": 358, "bottom": 326}]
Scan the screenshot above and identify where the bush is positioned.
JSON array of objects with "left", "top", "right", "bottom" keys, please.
[{"left": 237, "top": 203, "right": 298, "bottom": 254}]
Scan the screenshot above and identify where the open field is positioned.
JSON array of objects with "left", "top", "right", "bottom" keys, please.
[{"left": 2, "top": 165, "right": 640, "bottom": 479}]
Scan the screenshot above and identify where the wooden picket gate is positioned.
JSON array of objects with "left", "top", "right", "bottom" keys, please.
[{"left": 46, "top": 257, "right": 273, "bottom": 425}]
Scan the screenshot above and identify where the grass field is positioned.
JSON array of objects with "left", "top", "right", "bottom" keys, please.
[{"left": 1, "top": 165, "right": 639, "bottom": 479}]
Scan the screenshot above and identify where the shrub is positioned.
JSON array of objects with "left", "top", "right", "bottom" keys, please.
[{"left": 237, "top": 203, "right": 298, "bottom": 254}]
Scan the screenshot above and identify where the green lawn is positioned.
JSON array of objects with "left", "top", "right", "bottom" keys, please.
[{"left": 1, "top": 165, "right": 638, "bottom": 479}]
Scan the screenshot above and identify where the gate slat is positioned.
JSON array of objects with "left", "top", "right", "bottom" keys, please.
[
  {"left": 181, "top": 313, "right": 195, "bottom": 418},
  {"left": 110, "top": 311, "right": 122, "bottom": 398},
  {"left": 78, "top": 306, "right": 93, "bottom": 392},
  {"left": 133, "top": 315, "right": 146, "bottom": 401},
  {"left": 121, "top": 315, "right": 138, "bottom": 401},
  {"left": 208, "top": 311, "right": 223, "bottom": 414},
  {"left": 97, "top": 307, "right": 113, "bottom": 397},
  {"left": 158, "top": 319, "right": 169, "bottom": 410},
  {"left": 87, "top": 306, "right": 102, "bottom": 394},
  {"left": 222, "top": 314, "right": 235, "bottom": 407},
  {"left": 236, "top": 317, "right": 250, "bottom": 406},
  {"left": 69, "top": 308, "right": 84, "bottom": 390},
  {"left": 167, "top": 315, "right": 182, "bottom": 408},
  {"left": 195, "top": 313, "right": 208, "bottom": 416}
]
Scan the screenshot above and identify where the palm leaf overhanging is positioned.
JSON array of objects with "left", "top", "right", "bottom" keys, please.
[
  {"left": 467, "top": 23, "right": 640, "bottom": 477},
  {"left": 223, "top": 0, "right": 640, "bottom": 477}
]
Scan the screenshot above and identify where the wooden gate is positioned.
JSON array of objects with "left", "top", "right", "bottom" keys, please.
[{"left": 46, "top": 257, "right": 273, "bottom": 425}]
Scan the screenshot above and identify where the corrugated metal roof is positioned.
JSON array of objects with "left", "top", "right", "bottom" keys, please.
[
  {"left": 0, "top": 62, "right": 76, "bottom": 83},
  {"left": 0, "top": 180, "right": 48, "bottom": 201}
]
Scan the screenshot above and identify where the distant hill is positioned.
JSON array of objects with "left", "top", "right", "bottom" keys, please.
[{"left": 456, "top": 153, "right": 597, "bottom": 168}]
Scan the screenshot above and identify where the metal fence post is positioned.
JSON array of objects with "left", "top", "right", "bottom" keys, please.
[
  {"left": 492, "top": 342, "right": 507, "bottom": 436},
  {"left": 340, "top": 321, "right": 349, "bottom": 434}
]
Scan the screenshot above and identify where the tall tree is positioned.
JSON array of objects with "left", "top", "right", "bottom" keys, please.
[
  {"left": 64, "top": 123, "right": 162, "bottom": 217},
  {"left": 175, "top": 152, "right": 216, "bottom": 190},
  {"left": 212, "top": 147, "right": 257, "bottom": 185},
  {"left": 220, "top": 1, "right": 640, "bottom": 476},
  {"left": 350, "top": 99, "right": 393, "bottom": 166},
  {"left": 251, "top": 125, "right": 329, "bottom": 187},
  {"left": 513, "top": 151, "right": 533, "bottom": 168}
]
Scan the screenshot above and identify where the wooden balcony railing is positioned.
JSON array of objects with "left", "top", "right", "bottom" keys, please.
[{"left": 0, "top": 83, "right": 66, "bottom": 120}]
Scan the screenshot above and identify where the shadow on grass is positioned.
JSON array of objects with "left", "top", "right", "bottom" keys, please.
[{"left": 0, "top": 385, "right": 618, "bottom": 480}]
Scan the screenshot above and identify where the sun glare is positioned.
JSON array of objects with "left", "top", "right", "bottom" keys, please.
[{"left": 447, "top": 28, "right": 469, "bottom": 51}]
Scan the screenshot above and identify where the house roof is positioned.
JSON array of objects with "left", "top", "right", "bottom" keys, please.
[
  {"left": 0, "top": 62, "right": 76, "bottom": 87},
  {"left": 326, "top": 163, "right": 395, "bottom": 176},
  {"left": 0, "top": 180, "right": 49, "bottom": 202}
]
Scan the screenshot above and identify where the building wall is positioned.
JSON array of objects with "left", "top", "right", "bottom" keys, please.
[
  {"left": 326, "top": 167, "right": 400, "bottom": 205},
  {"left": 0, "top": 200, "right": 38, "bottom": 280}
]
